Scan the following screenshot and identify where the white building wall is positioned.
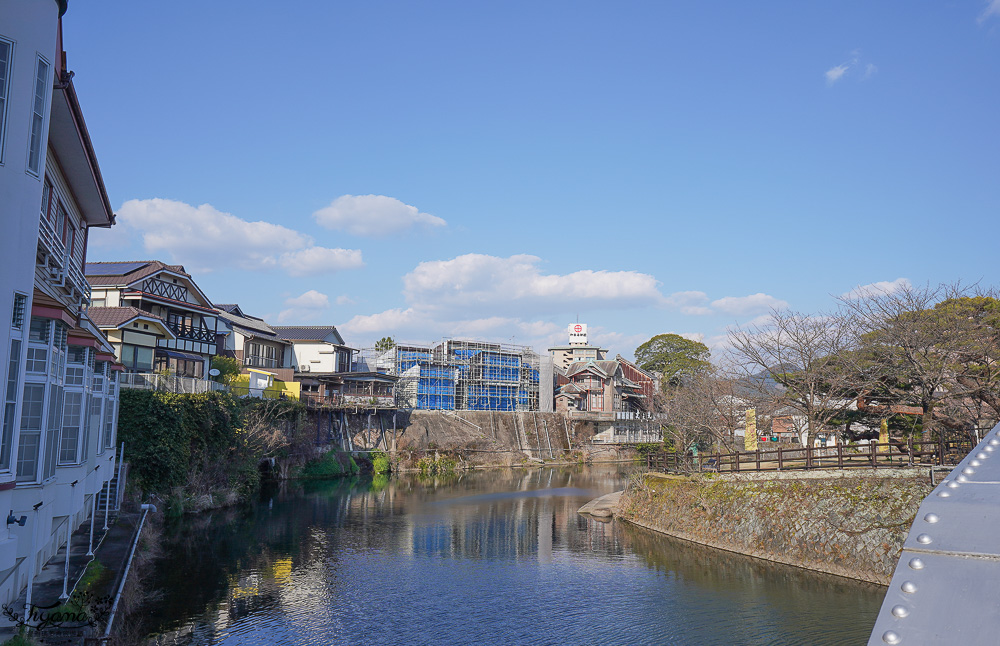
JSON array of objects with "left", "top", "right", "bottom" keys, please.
[
  {"left": 290, "top": 342, "right": 339, "bottom": 373},
  {"left": 0, "top": 0, "right": 63, "bottom": 596}
]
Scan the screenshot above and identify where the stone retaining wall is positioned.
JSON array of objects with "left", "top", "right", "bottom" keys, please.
[{"left": 616, "top": 468, "right": 933, "bottom": 585}]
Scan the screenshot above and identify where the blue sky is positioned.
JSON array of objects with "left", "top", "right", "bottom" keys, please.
[{"left": 67, "top": 1, "right": 1000, "bottom": 359}]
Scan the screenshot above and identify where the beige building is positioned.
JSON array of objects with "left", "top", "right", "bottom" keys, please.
[{"left": 548, "top": 323, "right": 607, "bottom": 371}]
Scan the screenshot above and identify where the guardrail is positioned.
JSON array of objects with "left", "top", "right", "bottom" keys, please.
[
  {"left": 119, "top": 373, "right": 228, "bottom": 395},
  {"left": 646, "top": 439, "right": 974, "bottom": 473}
]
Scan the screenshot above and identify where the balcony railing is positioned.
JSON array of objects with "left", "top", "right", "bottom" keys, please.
[
  {"left": 119, "top": 372, "right": 228, "bottom": 394},
  {"left": 142, "top": 277, "right": 188, "bottom": 301},
  {"left": 167, "top": 321, "right": 216, "bottom": 343},
  {"left": 244, "top": 355, "right": 280, "bottom": 369},
  {"left": 37, "top": 214, "right": 91, "bottom": 303},
  {"left": 37, "top": 213, "right": 66, "bottom": 267}
]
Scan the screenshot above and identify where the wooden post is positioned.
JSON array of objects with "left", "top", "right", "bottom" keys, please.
[
  {"left": 837, "top": 443, "right": 843, "bottom": 470},
  {"left": 777, "top": 446, "right": 783, "bottom": 471},
  {"left": 806, "top": 445, "right": 812, "bottom": 470},
  {"left": 735, "top": 450, "right": 740, "bottom": 473},
  {"left": 756, "top": 448, "right": 761, "bottom": 472},
  {"left": 870, "top": 440, "right": 877, "bottom": 468}
]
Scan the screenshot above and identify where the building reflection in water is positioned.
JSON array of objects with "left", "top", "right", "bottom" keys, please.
[{"left": 139, "top": 464, "right": 880, "bottom": 646}]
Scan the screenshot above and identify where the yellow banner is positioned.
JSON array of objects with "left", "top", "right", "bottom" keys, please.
[
  {"left": 878, "top": 419, "right": 889, "bottom": 453},
  {"left": 745, "top": 409, "right": 757, "bottom": 451}
]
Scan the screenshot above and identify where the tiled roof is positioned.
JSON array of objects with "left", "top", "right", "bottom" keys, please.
[
  {"left": 271, "top": 326, "right": 346, "bottom": 344},
  {"left": 558, "top": 383, "right": 582, "bottom": 395},
  {"left": 85, "top": 260, "right": 189, "bottom": 286},
  {"left": 214, "top": 304, "right": 242, "bottom": 314},
  {"left": 216, "top": 308, "right": 279, "bottom": 339},
  {"left": 566, "top": 360, "right": 619, "bottom": 378},
  {"left": 87, "top": 306, "right": 166, "bottom": 329}
]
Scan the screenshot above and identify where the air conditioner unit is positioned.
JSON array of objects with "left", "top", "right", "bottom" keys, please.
[{"left": 300, "top": 364, "right": 311, "bottom": 372}]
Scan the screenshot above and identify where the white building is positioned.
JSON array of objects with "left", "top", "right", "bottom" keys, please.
[
  {"left": 548, "top": 323, "right": 608, "bottom": 372},
  {"left": 0, "top": 0, "right": 121, "bottom": 607}
]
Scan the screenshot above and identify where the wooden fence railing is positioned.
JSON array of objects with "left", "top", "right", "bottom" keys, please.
[{"left": 646, "top": 438, "right": 973, "bottom": 474}]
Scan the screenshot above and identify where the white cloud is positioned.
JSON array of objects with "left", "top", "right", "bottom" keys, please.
[
  {"left": 313, "top": 194, "right": 446, "bottom": 237},
  {"left": 278, "top": 247, "right": 364, "bottom": 277},
  {"left": 825, "top": 50, "right": 875, "bottom": 85},
  {"left": 710, "top": 293, "right": 789, "bottom": 316},
  {"left": 115, "top": 198, "right": 363, "bottom": 277},
  {"left": 979, "top": 0, "right": 1000, "bottom": 23},
  {"left": 336, "top": 295, "right": 356, "bottom": 306},
  {"left": 663, "top": 291, "right": 714, "bottom": 315},
  {"left": 825, "top": 64, "right": 850, "bottom": 84},
  {"left": 840, "top": 278, "right": 911, "bottom": 300},
  {"left": 402, "top": 253, "right": 664, "bottom": 314},
  {"left": 277, "top": 290, "right": 330, "bottom": 324}
]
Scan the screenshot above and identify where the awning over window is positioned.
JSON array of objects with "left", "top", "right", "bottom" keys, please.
[{"left": 155, "top": 349, "right": 205, "bottom": 361}]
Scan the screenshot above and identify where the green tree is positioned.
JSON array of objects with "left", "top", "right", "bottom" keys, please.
[
  {"left": 634, "top": 334, "right": 711, "bottom": 388},
  {"left": 211, "top": 355, "right": 241, "bottom": 386},
  {"left": 375, "top": 336, "right": 396, "bottom": 353}
]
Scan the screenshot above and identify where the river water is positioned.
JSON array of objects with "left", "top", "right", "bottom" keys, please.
[{"left": 138, "top": 465, "right": 884, "bottom": 645}]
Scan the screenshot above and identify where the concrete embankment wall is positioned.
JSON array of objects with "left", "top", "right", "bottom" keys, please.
[
  {"left": 300, "top": 409, "right": 638, "bottom": 467},
  {"left": 617, "top": 469, "right": 933, "bottom": 585}
]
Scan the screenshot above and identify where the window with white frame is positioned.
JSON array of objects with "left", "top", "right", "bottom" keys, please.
[
  {"left": 86, "top": 396, "right": 101, "bottom": 461},
  {"left": 93, "top": 362, "right": 107, "bottom": 456},
  {"left": 60, "top": 346, "right": 90, "bottom": 465},
  {"left": 27, "top": 56, "right": 49, "bottom": 176},
  {"left": 0, "top": 38, "right": 11, "bottom": 165},
  {"left": 11, "top": 293, "right": 26, "bottom": 330},
  {"left": 17, "top": 317, "right": 66, "bottom": 482},
  {"left": 1, "top": 337, "right": 22, "bottom": 471}
]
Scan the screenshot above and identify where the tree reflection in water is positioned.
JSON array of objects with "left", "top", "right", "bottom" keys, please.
[{"left": 136, "top": 465, "right": 881, "bottom": 646}]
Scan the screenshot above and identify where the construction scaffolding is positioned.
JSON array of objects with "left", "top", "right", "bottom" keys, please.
[{"left": 357, "top": 339, "right": 542, "bottom": 411}]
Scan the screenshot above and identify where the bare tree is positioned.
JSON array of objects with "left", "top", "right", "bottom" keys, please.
[
  {"left": 841, "top": 282, "right": 1000, "bottom": 440},
  {"left": 655, "top": 363, "right": 780, "bottom": 454},
  {"left": 728, "top": 308, "right": 865, "bottom": 447}
]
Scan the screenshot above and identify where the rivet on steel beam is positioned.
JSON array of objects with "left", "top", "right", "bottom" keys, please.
[
  {"left": 901, "top": 581, "right": 918, "bottom": 593},
  {"left": 923, "top": 513, "right": 939, "bottom": 524},
  {"left": 937, "top": 491, "right": 951, "bottom": 498},
  {"left": 984, "top": 446, "right": 995, "bottom": 453},
  {"left": 971, "top": 459, "right": 982, "bottom": 467},
  {"left": 962, "top": 467, "right": 975, "bottom": 475},
  {"left": 882, "top": 630, "right": 901, "bottom": 644},
  {"left": 956, "top": 475, "right": 969, "bottom": 483},
  {"left": 908, "top": 558, "right": 924, "bottom": 570},
  {"left": 989, "top": 438, "right": 1000, "bottom": 446},
  {"left": 892, "top": 605, "right": 910, "bottom": 618},
  {"left": 946, "top": 481, "right": 960, "bottom": 489},
  {"left": 977, "top": 452, "right": 990, "bottom": 460},
  {"left": 916, "top": 534, "right": 932, "bottom": 544}
]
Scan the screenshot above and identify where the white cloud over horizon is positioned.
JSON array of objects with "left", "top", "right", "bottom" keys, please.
[
  {"left": 402, "top": 254, "right": 665, "bottom": 314},
  {"left": 111, "top": 198, "right": 364, "bottom": 277},
  {"left": 313, "top": 194, "right": 446, "bottom": 236},
  {"left": 338, "top": 252, "right": 790, "bottom": 359},
  {"left": 278, "top": 289, "right": 330, "bottom": 324},
  {"left": 840, "top": 277, "right": 911, "bottom": 300},
  {"left": 710, "top": 293, "right": 789, "bottom": 316}
]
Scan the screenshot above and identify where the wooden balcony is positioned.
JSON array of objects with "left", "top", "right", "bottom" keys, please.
[
  {"left": 141, "top": 277, "right": 188, "bottom": 301},
  {"left": 167, "top": 321, "right": 216, "bottom": 343}
]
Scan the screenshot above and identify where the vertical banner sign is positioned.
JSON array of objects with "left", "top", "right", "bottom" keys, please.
[
  {"left": 878, "top": 419, "right": 889, "bottom": 453},
  {"left": 745, "top": 409, "right": 757, "bottom": 451}
]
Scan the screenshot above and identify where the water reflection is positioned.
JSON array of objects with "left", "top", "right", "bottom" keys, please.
[{"left": 140, "top": 465, "right": 881, "bottom": 645}]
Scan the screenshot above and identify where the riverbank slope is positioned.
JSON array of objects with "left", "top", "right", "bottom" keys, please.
[{"left": 616, "top": 469, "right": 932, "bottom": 585}]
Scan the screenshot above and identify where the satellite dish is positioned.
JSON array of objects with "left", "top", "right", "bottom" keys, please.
[{"left": 209, "top": 368, "right": 221, "bottom": 377}]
